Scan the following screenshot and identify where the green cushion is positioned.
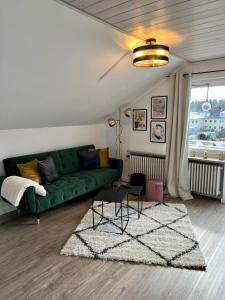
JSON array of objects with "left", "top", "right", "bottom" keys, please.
[
  {"left": 72, "top": 168, "right": 120, "bottom": 191},
  {"left": 35, "top": 168, "right": 120, "bottom": 213},
  {"left": 3, "top": 145, "right": 95, "bottom": 176},
  {"left": 2, "top": 145, "right": 123, "bottom": 215},
  {"left": 36, "top": 176, "right": 86, "bottom": 212}
]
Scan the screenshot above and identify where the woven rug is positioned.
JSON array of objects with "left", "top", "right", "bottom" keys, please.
[{"left": 61, "top": 201, "right": 206, "bottom": 270}]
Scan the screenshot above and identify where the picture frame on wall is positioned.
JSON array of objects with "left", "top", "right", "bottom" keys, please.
[
  {"left": 150, "top": 121, "right": 166, "bottom": 143},
  {"left": 133, "top": 109, "right": 147, "bottom": 131},
  {"left": 151, "top": 96, "right": 167, "bottom": 119}
]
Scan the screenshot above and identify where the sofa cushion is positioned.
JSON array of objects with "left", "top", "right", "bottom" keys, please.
[
  {"left": 38, "top": 157, "right": 59, "bottom": 184},
  {"left": 89, "top": 148, "right": 111, "bottom": 168},
  {"left": 3, "top": 144, "right": 95, "bottom": 176},
  {"left": 78, "top": 150, "right": 100, "bottom": 170},
  {"left": 70, "top": 168, "right": 120, "bottom": 192},
  {"left": 51, "top": 149, "right": 80, "bottom": 176},
  {"left": 99, "top": 148, "right": 111, "bottom": 168},
  {"left": 35, "top": 168, "right": 120, "bottom": 212},
  {"left": 17, "top": 159, "right": 42, "bottom": 184},
  {"left": 36, "top": 167, "right": 119, "bottom": 212},
  {"left": 35, "top": 175, "right": 86, "bottom": 212}
]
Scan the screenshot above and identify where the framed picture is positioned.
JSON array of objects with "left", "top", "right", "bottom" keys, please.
[
  {"left": 151, "top": 96, "right": 167, "bottom": 119},
  {"left": 133, "top": 109, "right": 147, "bottom": 131},
  {"left": 150, "top": 121, "right": 166, "bottom": 143}
]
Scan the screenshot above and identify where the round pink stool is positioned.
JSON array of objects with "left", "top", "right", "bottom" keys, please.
[{"left": 146, "top": 179, "right": 164, "bottom": 202}]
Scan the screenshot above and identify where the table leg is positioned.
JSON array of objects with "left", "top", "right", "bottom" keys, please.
[
  {"left": 138, "top": 195, "right": 140, "bottom": 218},
  {"left": 101, "top": 200, "right": 104, "bottom": 222},
  {"left": 92, "top": 199, "right": 95, "bottom": 229},
  {"left": 120, "top": 202, "right": 123, "bottom": 234},
  {"left": 127, "top": 194, "right": 129, "bottom": 220},
  {"left": 92, "top": 200, "right": 104, "bottom": 231}
]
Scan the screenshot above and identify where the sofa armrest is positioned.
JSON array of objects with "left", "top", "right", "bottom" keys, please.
[
  {"left": 109, "top": 158, "right": 123, "bottom": 173},
  {"left": 0, "top": 177, "right": 37, "bottom": 214},
  {"left": 19, "top": 186, "right": 37, "bottom": 215},
  {"left": 0, "top": 176, "right": 6, "bottom": 189}
]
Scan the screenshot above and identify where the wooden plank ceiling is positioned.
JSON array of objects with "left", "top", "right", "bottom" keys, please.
[{"left": 61, "top": 0, "right": 225, "bottom": 62}]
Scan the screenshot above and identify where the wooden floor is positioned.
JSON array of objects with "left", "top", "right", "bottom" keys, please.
[{"left": 0, "top": 195, "right": 225, "bottom": 300}]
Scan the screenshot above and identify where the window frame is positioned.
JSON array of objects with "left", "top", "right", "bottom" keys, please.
[{"left": 188, "top": 78, "right": 225, "bottom": 156}]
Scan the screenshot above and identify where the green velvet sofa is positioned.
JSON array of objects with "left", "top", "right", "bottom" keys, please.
[{"left": 0, "top": 145, "right": 123, "bottom": 222}]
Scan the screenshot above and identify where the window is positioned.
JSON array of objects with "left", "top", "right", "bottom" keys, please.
[{"left": 189, "top": 84, "right": 225, "bottom": 150}]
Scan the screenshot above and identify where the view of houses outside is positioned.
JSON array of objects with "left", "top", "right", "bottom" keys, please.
[{"left": 189, "top": 85, "right": 225, "bottom": 149}]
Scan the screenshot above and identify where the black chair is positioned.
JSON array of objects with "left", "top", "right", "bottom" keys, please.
[
  {"left": 130, "top": 173, "right": 146, "bottom": 195},
  {"left": 119, "top": 173, "right": 146, "bottom": 218}
]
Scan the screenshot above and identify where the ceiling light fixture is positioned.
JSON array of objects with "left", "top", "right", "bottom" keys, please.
[{"left": 133, "top": 38, "right": 169, "bottom": 67}]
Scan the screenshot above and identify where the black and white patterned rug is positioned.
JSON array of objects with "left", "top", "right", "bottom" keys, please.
[{"left": 61, "top": 201, "right": 206, "bottom": 271}]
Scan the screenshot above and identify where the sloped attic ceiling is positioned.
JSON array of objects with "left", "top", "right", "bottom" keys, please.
[
  {"left": 63, "top": 0, "right": 225, "bottom": 62},
  {"left": 0, "top": 0, "right": 183, "bottom": 130}
]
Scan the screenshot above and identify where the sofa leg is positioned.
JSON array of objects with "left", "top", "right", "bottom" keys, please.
[{"left": 36, "top": 213, "right": 40, "bottom": 225}]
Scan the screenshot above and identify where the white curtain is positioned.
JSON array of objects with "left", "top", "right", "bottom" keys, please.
[{"left": 166, "top": 72, "right": 193, "bottom": 200}]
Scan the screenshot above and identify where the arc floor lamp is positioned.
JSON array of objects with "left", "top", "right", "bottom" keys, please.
[{"left": 107, "top": 107, "right": 132, "bottom": 159}]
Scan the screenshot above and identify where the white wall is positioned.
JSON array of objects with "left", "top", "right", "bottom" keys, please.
[
  {"left": 0, "top": 0, "right": 182, "bottom": 130},
  {"left": 183, "top": 58, "right": 225, "bottom": 74},
  {"left": 0, "top": 124, "right": 106, "bottom": 214},
  {"left": 106, "top": 58, "right": 225, "bottom": 181},
  {"left": 106, "top": 78, "right": 169, "bottom": 180}
]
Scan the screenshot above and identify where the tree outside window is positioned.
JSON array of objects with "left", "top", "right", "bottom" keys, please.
[{"left": 189, "top": 84, "right": 225, "bottom": 149}]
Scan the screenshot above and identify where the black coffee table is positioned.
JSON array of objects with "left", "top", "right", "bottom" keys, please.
[
  {"left": 92, "top": 189, "right": 129, "bottom": 234},
  {"left": 118, "top": 185, "right": 143, "bottom": 218}
]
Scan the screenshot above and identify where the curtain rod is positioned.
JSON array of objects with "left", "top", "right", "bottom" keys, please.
[
  {"left": 184, "top": 69, "right": 225, "bottom": 76},
  {"left": 167, "top": 69, "right": 225, "bottom": 77}
]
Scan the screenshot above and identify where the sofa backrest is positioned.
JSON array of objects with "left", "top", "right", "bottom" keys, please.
[{"left": 3, "top": 144, "right": 95, "bottom": 177}]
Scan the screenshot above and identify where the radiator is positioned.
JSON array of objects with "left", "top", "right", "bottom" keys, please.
[
  {"left": 129, "top": 152, "right": 166, "bottom": 185},
  {"left": 189, "top": 159, "right": 224, "bottom": 199},
  {"left": 128, "top": 151, "right": 224, "bottom": 199}
]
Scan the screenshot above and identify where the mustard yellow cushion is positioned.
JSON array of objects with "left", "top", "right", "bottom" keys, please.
[
  {"left": 99, "top": 148, "right": 111, "bottom": 168},
  {"left": 17, "top": 159, "right": 42, "bottom": 184},
  {"left": 89, "top": 148, "right": 111, "bottom": 168}
]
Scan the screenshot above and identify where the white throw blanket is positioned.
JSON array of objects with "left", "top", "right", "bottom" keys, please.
[{"left": 1, "top": 176, "right": 47, "bottom": 207}]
